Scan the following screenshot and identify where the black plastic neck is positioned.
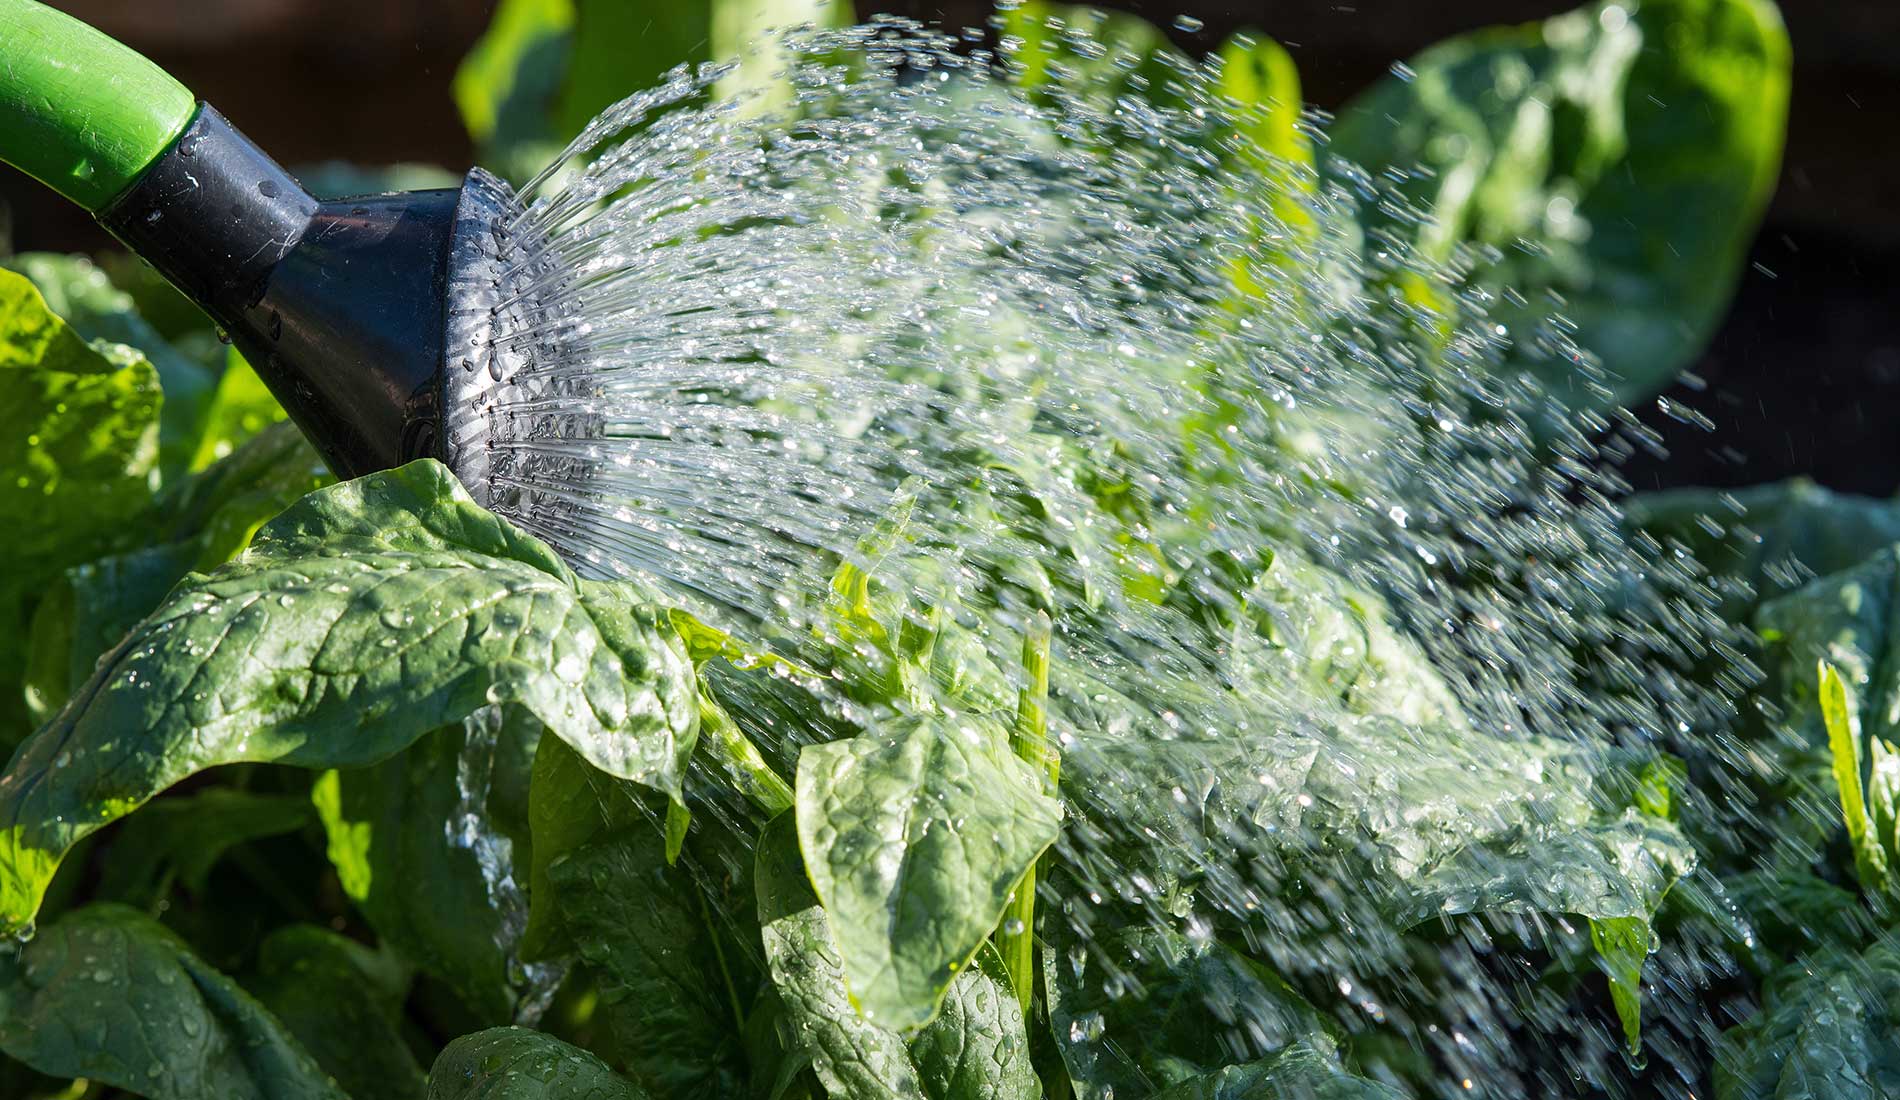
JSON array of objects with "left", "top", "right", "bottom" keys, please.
[{"left": 97, "top": 104, "right": 455, "bottom": 479}]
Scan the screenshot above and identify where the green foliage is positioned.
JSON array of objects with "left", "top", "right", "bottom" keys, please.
[
  {"left": 313, "top": 710, "right": 541, "bottom": 1024},
  {"left": 1714, "top": 939, "right": 1900, "bottom": 1100},
  {"left": 0, "top": 460, "right": 697, "bottom": 934},
  {"left": 1148, "top": 1040, "right": 1405, "bottom": 1100},
  {"left": 0, "top": 905, "right": 345, "bottom": 1099},
  {"left": 795, "top": 714, "right": 1060, "bottom": 1029},
  {"left": 0, "top": 268, "right": 161, "bottom": 749},
  {"left": 0, "top": 0, "right": 1812, "bottom": 1094},
  {"left": 242, "top": 925, "right": 427, "bottom": 1100},
  {"left": 1331, "top": 0, "right": 1790, "bottom": 414},
  {"left": 454, "top": 0, "right": 849, "bottom": 180},
  {"left": 425, "top": 1028, "right": 643, "bottom": 1099}
]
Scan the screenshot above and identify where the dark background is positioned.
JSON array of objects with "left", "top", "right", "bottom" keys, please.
[{"left": 7, "top": 0, "right": 1897, "bottom": 495}]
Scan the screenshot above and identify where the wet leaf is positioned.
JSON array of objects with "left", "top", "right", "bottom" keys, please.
[
  {"left": 1714, "top": 939, "right": 1900, "bottom": 1100},
  {"left": 314, "top": 708, "right": 541, "bottom": 1024},
  {"left": 0, "top": 460, "right": 696, "bottom": 934},
  {"left": 795, "top": 715, "right": 1062, "bottom": 1029},
  {"left": 242, "top": 924, "right": 426, "bottom": 1100},
  {"left": 425, "top": 1027, "right": 644, "bottom": 1100},
  {"left": 1148, "top": 1038, "right": 1405, "bottom": 1100},
  {"left": 548, "top": 825, "right": 751, "bottom": 1099},
  {"left": 23, "top": 422, "right": 327, "bottom": 722},
  {"left": 0, "top": 904, "right": 344, "bottom": 1100},
  {"left": 755, "top": 814, "right": 1036, "bottom": 1100},
  {"left": 0, "top": 267, "right": 161, "bottom": 748},
  {"left": 1332, "top": 0, "right": 1790, "bottom": 412}
]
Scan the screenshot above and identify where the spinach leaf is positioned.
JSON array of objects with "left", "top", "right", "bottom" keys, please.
[
  {"left": 906, "top": 944, "right": 1040, "bottom": 1100},
  {"left": 1753, "top": 546, "right": 1900, "bottom": 795},
  {"left": 547, "top": 823, "right": 751, "bottom": 1099},
  {"left": 796, "top": 714, "right": 1062, "bottom": 1029},
  {"left": 1235, "top": 550, "right": 1468, "bottom": 729},
  {"left": 756, "top": 813, "right": 1038, "bottom": 1100},
  {"left": 0, "top": 904, "right": 344, "bottom": 1100},
  {"left": 520, "top": 732, "right": 650, "bottom": 959},
  {"left": 243, "top": 924, "right": 426, "bottom": 1100},
  {"left": 191, "top": 350, "right": 290, "bottom": 472},
  {"left": 6, "top": 252, "right": 215, "bottom": 482},
  {"left": 1714, "top": 939, "right": 1900, "bottom": 1100},
  {"left": 24, "top": 422, "right": 327, "bottom": 722},
  {"left": 1626, "top": 480, "right": 1900, "bottom": 624},
  {"left": 1002, "top": 1, "right": 1194, "bottom": 119},
  {"left": 757, "top": 812, "right": 924, "bottom": 1098},
  {"left": 1044, "top": 919, "right": 1331, "bottom": 1096},
  {"left": 0, "top": 460, "right": 696, "bottom": 935},
  {"left": 1331, "top": 0, "right": 1790, "bottom": 413},
  {"left": 314, "top": 707, "right": 541, "bottom": 1024},
  {"left": 426, "top": 1027, "right": 645, "bottom": 1099},
  {"left": 0, "top": 268, "right": 161, "bottom": 748},
  {"left": 1820, "top": 661, "right": 1894, "bottom": 894},
  {"left": 1148, "top": 1038, "right": 1405, "bottom": 1100},
  {"left": 1398, "top": 809, "right": 1692, "bottom": 1057},
  {"left": 453, "top": 0, "right": 576, "bottom": 181},
  {"left": 456, "top": 0, "right": 848, "bottom": 182}
]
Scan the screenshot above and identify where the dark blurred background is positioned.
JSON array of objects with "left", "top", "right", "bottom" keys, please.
[{"left": 6, "top": 0, "right": 1897, "bottom": 494}]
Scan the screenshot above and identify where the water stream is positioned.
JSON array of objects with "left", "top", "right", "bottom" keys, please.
[{"left": 446, "top": 21, "right": 1742, "bottom": 1095}]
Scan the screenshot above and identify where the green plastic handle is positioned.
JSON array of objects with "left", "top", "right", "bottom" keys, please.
[{"left": 0, "top": 0, "right": 196, "bottom": 212}]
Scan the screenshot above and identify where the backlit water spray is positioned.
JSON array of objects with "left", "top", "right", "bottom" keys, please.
[{"left": 449, "top": 19, "right": 1746, "bottom": 1096}]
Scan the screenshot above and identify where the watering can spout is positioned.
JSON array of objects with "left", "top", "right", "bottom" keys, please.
[
  {"left": 97, "top": 104, "right": 464, "bottom": 479},
  {"left": 0, "top": 0, "right": 509, "bottom": 481}
]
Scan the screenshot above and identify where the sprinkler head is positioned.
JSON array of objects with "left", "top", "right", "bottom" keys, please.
[{"left": 99, "top": 104, "right": 529, "bottom": 484}]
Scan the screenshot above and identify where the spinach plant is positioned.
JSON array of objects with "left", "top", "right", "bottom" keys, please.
[{"left": 0, "top": 0, "right": 1822, "bottom": 1097}]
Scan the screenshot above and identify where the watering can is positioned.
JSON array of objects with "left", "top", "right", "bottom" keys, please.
[{"left": 0, "top": 0, "right": 516, "bottom": 483}]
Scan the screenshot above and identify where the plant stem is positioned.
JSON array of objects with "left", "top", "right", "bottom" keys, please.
[
  {"left": 698, "top": 690, "right": 795, "bottom": 819},
  {"left": 1000, "top": 611, "right": 1056, "bottom": 1014}
]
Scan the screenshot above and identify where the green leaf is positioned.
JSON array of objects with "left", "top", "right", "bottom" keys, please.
[
  {"left": 1044, "top": 920, "right": 1330, "bottom": 1095},
  {"left": 314, "top": 707, "right": 541, "bottom": 1024},
  {"left": 24, "top": 422, "right": 327, "bottom": 722},
  {"left": 1713, "top": 939, "right": 1900, "bottom": 1100},
  {"left": 520, "top": 732, "right": 650, "bottom": 960},
  {"left": 905, "top": 944, "right": 1039, "bottom": 1100},
  {"left": 1754, "top": 546, "right": 1900, "bottom": 756},
  {"left": 6, "top": 252, "right": 216, "bottom": 482},
  {"left": 0, "top": 904, "right": 345, "bottom": 1100},
  {"left": 1589, "top": 915, "right": 1650, "bottom": 1060},
  {"left": 1399, "top": 810, "right": 1691, "bottom": 1056},
  {"left": 795, "top": 714, "right": 1062, "bottom": 1029},
  {"left": 1625, "top": 480, "right": 1900, "bottom": 625},
  {"left": 759, "top": 809, "right": 920, "bottom": 1099},
  {"left": 1235, "top": 550, "right": 1469, "bottom": 729},
  {"left": 1331, "top": 0, "right": 1790, "bottom": 412},
  {"left": 242, "top": 924, "right": 426, "bottom": 1100},
  {"left": 711, "top": 0, "right": 850, "bottom": 111},
  {"left": 1217, "top": 33, "right": 1309, "bottom": 172},
  {"left": 425, "top": 1027, "right": 645, "bottom": 1100},
  {"left": 1002, "top": 1, "right": 1192, "bottom": 116},
  {"left": 0, "top": 460, "right": 697, "bottom": 934},
  {"left": 94, "top": 788, "right": 314, "bottom": 903},
  {"left": 1148, "top": 1038, "right": 1406, "bottom": 1100},
  {"left": 1873, "top": 736, "right": 1900, "bottom": 866},
  {"left": 454, "top": 0, "right": 576, "bottom": 177},
  {"left": 1821, "top": 660, "right": 1891, "bottom": 893},
  {"left": 546, "top": 825, "right": 751, "bottom": 1099},
  {"left": 0, "top": 267, "right": 161, "bottom": 747},
  {"left": 755, "top": 814, "right": 1035, "bottom": 1100},
  {"left": 189, "top": 350, "right": 290, "bottom": 472}
]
